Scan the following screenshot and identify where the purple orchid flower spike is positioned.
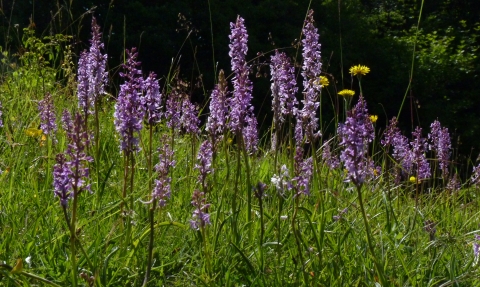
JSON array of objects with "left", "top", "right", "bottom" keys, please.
[
  {"left": 428, "top": 120, "right": 451, "bottom": 178},
  {"left": 77, "top": 17, "right": 108, "bottom": 116},
  {"left": 228, "top": 16, "right": 258, "bottom": 154},
  {"left": 298, "top": 9, "right": 322, "bottom": 142},
  {"left": 38, "top": 92, "right": 57, "bottom": 140},
  {"left": 114, "top": 48, "right": 145, "bottom": 153},
  {"left": 338, "top": 96, "right": 374, "bottom": 185}
]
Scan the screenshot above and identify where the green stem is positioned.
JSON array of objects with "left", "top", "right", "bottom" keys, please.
[
  {"left": 201, "top": 225, "right": 212, "bottom": 281},
  {"left": 355, "top": 184, "right": 387, "bottom": 286},
  {"left": 223, "top": 132, "right": 231, "bottom": 186},
  {"left": 232, "top": 133, "right": 241, "bottom": 243},
  {"left": 337, "top": 0, "right": 344, "bottom": 87},
  {"left": 46, "top": 134, "right": 50, "bottom": 193},
  {"left": 143, "top": 200, "right": 157, "bottom": 287},
  {"left": 276, "top": 196, "right": 284, "bottom": 270},
  {"left": 397, "top": 0, "right": 425, "bottom": 119},
  {"left": 121, "top": 150, "right": 128, "bottom": 219},
  {"left": 94, "top": 100, "right": 101, "bottom": 209},
  {"left": 70, "top": 189, "right": 78, "bottom": 287},
  {"left": 94, "top": 99, "right": 100, "bottom": 155},
  {"left": 207, "top": 0, "right": 217, "bottom": 84},
  {"left": 127, "top": 151, "right": 135, "bottom": 246},
  {"left": 292, "top": 196, "right": 308, "bottom": 285},
  {"left": 241, "top": 140, "right": 253, "bottom": 225},
  {"left": 148, "top": 125, "right": 153, "bottom": 201},
  {"left": 258, "top": 194, "right": 264, "bottom": 272},
  {"left": 358, "top": 78, "right": 363, "bottom": 96},
  {"left": 415, "top": 166, "right": 419, "bottom": 208},
  {"left": 75, "top": 237, "right": 94, "bottom": 272},
  {"left": 0, "top": 264, "right": 63, "bottom": 287},
  {"left": 273, "top": 89, "right": 281, "bottom": 172},
  {"left": 288, "top": 115, "right": 294, "bottom": 173}
]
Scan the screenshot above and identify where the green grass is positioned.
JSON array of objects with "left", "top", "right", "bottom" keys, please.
[{"left": 1, "top": 16, "right": 480, "bottom": 287}]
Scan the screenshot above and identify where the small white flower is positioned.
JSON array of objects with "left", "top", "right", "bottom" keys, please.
[
  {"left": 25, "top": 256, "right": 32, "bottom": 266},
  {"left": 271, "top": 174, "right": 281, "bottom": 190}
]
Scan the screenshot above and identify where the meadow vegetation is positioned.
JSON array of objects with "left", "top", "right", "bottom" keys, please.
[{"left": 1, "top": 6, "right": 480, "bottom": 287}]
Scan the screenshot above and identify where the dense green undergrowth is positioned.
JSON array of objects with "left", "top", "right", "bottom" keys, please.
[{"left": 1, "top": 8, "right": 480, "bottom": 287}]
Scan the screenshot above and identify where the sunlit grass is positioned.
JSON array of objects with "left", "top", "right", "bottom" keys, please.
[{"left": 1, "top": 10, "right": 480, "bottom": 287}]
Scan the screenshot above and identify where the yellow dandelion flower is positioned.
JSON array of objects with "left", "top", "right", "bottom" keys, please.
[
  {"left": 369, "top": 115, "right": 378, "bottom": 123},
  {"left": 318, "top": 76, "right": 329, "bottom": 87},
  {"left": 409, "top": 176, "right": 417, "bottom": 184},
  {"left": 25, "top": 128, "right": 43, "bottom": 138},
  {"left": 338, "top": 89, "right": 355, "bottom": 97},
  {"left": 349, "top": 65, "right": 370, "bottom": 76}
]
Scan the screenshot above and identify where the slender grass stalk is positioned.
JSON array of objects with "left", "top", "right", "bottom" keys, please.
[
  {"left": 256, "top": 183, "right": 265, "bottom": 272},
  {"left": 94, "top": 100, "right": 101, "bottom": 207},
  {"left": 143, "top": 199, "right": 157, "bottom": 287},
  {"left": 273, "top": 114, "right": 280, "bottom": 172},
  {"left": 288, "top": 116, "right": 294, "bottom": 173},
  {"left": 189, "top": 136, "right": 197, "bottom": 194},
  {"left": 222, "top": 133, "right": 237, "bottom": 242},
  {"left": 200, "top": 225, "right": 212, "bottom": 281},
  {"left": 45, "top": 134, "right": 51, "bottom": 190},
  {"left": 397, "top": 0, "right": 425, "bottom": 119},
  {"left": 319, "top": 92, "right": 323, "bottom": 136},
  {"left": 355, "top": 183, "right": 387, "bottom": 286},
  {"left": 143, "top": 125, "right": 155, "bottom": 286},
  {"left": 241, "top": 138, "right": 253, "bottom": 225},
  {"left": 274, "top": 193, "right": 285, "bottom": 284},
  {"left": 170, "top": 126, "right": 175, "bottom": 160},
  {"left": 291, "top": 196, "right": 308, "bottom": 285},
  {"left": 206, "top": 0, "right": 217, "bottom": 84},
  {"left": 272, "top": 81, "right": 284, "bottom": 173},
  {"left": 432, "top": 152, "right": 438, "bottom": 191},
  {"left": 232, "top": 132, "right": 242, "bottom": 243},
  {"left": 0, "top": 263, "right": 63, "bottom": 287},
  {"left": 127, "top": 151, "right": 135, "bottom": 245},
  {"left": 121, "top": 150, "right": 128, "bottom": 222},
  {"left": 120, "top": 150, "right": 129, "bottom": 240},
  {"left": 70, "top": 187, "right": 78, "bottom": 287},
  {"left": 337, "top": 0, "right": 344, "bottom": 87},
  {"left": 212, "top": 151, "right": 222, "bottom": 247},
  {"left": 120, "top": 148, "right": 133, "bottom": 250},
  {"left": 148, "top": 125, "right": 154, "bottom": 202},
  {"left": 61, "top": 205, "right": 77, "bottom": 286}
]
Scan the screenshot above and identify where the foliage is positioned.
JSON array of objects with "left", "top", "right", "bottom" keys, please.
[
  {"left": 1, "top": 2, "right": 480, "bottom": 287},
  {"left": 2, "top": 0, "right": 479, "bottom": 153}
]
